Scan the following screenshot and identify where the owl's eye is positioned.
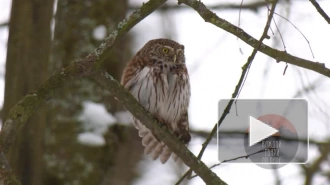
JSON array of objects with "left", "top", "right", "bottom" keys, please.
[
  {"left": 177, "top": 50, "right": 183, "bottom": 57},
  {"left": 162, "top": 48, "right": 169, "bottom": 53}
]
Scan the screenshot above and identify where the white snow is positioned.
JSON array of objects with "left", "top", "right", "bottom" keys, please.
[
  {"left": 114, "top": 110, "right": 133, "bottom": 125},
  {"left": 78, "top": 101, "right": 117, "bottom": 134},
  {"left": 77, "top": 132, "right": 106, "bottom": 147},
  {"left": 77, "top": 101, "right": 117, "bottom": 146},
  {"left": 93, "top": 25, "right": 107, "bottom": 40}
]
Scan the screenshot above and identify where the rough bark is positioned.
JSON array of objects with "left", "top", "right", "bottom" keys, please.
[
  {"left": 44, "top": 0, "right": 143, "bottom": 184},
  {"left": 2, "top": 0, "right": 54, "bottom": 185}
]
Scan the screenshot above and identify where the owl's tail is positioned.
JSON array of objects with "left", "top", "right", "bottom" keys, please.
[{"left": 134, "top": 119, "right": 176, "bottom": 164}]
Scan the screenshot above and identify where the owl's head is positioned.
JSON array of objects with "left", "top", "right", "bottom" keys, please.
[{"left": 140, "top": 38, "right": 185, "bottom": 64}]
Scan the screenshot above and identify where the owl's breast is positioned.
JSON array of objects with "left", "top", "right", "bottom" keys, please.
[
  {"left": 155, "top": 65, "right": 190, "bottom": 130},
  {"left": 126, "top": 65, "right": 190, "bottom": 131}
]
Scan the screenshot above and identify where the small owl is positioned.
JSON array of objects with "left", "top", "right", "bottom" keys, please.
[{"left": 121, "top": 38, "right": 191, "bottom": 163}]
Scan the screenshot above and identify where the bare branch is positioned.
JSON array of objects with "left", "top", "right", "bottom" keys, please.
[
  {"left": 192, "top": 130, "right": 328, "bottom": 146},
  {"left": 130, "top": 1, "right": 270, "bottom": 12},
  {"left": 237, "top": 0, "right": 278, "bottom": 98},
  {"left": 0, "top": 0, "right": 167, "bottom": 154},
  {"left": 175, "top": 1, "right": 279, "bottom": 184},
  {"left": 178, "top": 0, "right": 330, "bottom": 78},
  {"left": 210, "top": 149, "right": 265, "bottom": 168},
  {"left": 0, "top": 0, "right": 168, "bottom": 184},
  {"left": 274, "top": 12, "right": 314, "bottom": 58},
  {"left": 0, "top": 151, "right": 20, "bottom": 185},
  {"left": 309, "top": 0, "right": 330, "bottom": 24},
  {"left": 190, "top": 129, "right": 330, "bottom": 181},
  {"left": 0, "top": 0, "right": 229, "bottom": 184},
  {"left": 1, "top": 0, "right": 330, "bottom": 184},
  {"left": 92, "top": 70, "right": 227, "bottom": 185},
  {"left": 188, "top": 149, "right": 266, "bottom": 179}
]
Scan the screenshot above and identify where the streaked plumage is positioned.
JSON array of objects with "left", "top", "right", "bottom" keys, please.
[{"left": 121, "top": 39, "right": 191, "bottom": 163}]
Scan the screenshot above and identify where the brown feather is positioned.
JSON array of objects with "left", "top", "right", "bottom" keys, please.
[{"left": 121, "top": 39, "right": 190, "bottom": 164}]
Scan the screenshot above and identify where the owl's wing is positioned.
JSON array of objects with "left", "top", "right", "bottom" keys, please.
[
  {"left": 134, "top": 118, "right": 172, "bottom": 163},
  {"left": 124, "top": 67, "right": 153, "bottom": 109},
  {"left": 123, "top": 66, "right": 173, "bottom": 163}
]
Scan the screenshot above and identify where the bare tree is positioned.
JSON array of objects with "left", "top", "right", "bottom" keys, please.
[{"left": 0, "top": 0, "right": 329, "bottom": 185}]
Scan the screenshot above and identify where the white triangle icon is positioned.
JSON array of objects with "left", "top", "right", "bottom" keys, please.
[{"left": 249, "top": 116, "right": 279, "bottom": 147}]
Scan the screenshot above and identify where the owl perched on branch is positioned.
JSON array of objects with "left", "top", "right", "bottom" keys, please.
[{"left": 121, "top": 38, "right": 191, "bottom": 164}]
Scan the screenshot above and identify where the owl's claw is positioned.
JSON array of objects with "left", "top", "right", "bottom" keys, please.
[
  {"left": 154, "top": 118, "right": 171, "bottom": 142},
  {"left": 154, "top": 134, "right": 161, "bottom": 142},
  {"left": 174, "top": 129, "right": 191, "bottom": 144}
]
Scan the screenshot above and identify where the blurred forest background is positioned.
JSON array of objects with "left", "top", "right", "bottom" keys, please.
[{"left": 0, "top": 0, "right": 330, "bottom": 185}]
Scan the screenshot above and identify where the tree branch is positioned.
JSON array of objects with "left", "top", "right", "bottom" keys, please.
[
  {"left": 176, "top": 1, "right": 279, "bottom": 183},
  {"left": 1, "top": 0, "right": 330, "bottom": 184},
  {"left": 0, "top": 0, "right": 168, "bottom": 154},
  {"left": 178, "top": 0, "right": 330, "bottom": 78},
  {"left": 192, "top": 130, "right": 328, "bottom": 146},
  {"left": 188, "top": 149, "right": 266, "bottom": 179},
  {"left": 0, "top": 0, "right": 228, "bottom": 184},
  {"left": 91, "top": 70, "right": 227, "bottom": 185},
  {"left": 0, "top": 0, "right": 168, "bottom": 184},
  {"left": 309, "top": 0, "right": 330, "bottom": 24},
  {"left": 130, "top": 1, "right": 271, "bottom": 12},
  {"left": 0, "top": 151, "right": 20, "bottom": 185}
]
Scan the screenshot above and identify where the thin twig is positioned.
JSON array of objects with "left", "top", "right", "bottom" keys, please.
[
  {"left": 238, "top": 0, "right": 244, "bottom": 28},
  {"left": 210, "top": 149, "right": 265, "bottom": 168},
  {"left": 189, "top": 149, "right": 266, "bottom": 179},
  {"left": 236, "top": 0, "right": 245, "bottom": 55},
  {"left": 269, "top": 7, "right": 286, "bottom": 51},
  {"left": 175, "top": 1, "right": 279, "bottom": 184},
  {"left": 237, "top": 0, "right": 278, "bottom": 99},
  {"left": 179, "top": 0, "right": 330, "bottom": 77},
  {"left": 274, "top": 12, "right": 314, "bottom": 58},
  {"left": 1, "top": 0, "right": 330, "bottom": 184}
]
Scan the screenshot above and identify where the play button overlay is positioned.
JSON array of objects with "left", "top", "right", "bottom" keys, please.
[
  {"left": 249, "top": 116, "right": 278, "bottom": 147},
  {"left": 244, "top": 114, "right": 299, "bottom": 168},
  {"left": 217, "top": 99, "right": 308, "bottom": 169}
]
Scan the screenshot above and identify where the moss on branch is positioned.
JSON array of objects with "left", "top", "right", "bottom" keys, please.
[
  {"left": 91, "top": 70, "right": 227, "bottom": 185},
  {"left": 3, "top": 0, "right": 329, "bottom": 185},
  {"left": 0, "top": 0, "right": 167, "bottom": 184}
]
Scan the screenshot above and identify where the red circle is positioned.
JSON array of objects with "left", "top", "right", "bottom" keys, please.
[{"left": 246, "top": 114, "right": 297, "bottom": 136}]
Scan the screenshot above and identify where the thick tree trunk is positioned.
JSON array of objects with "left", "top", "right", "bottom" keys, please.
[{"left": 2, "top": 0, "right": 54, "bottom": 185}]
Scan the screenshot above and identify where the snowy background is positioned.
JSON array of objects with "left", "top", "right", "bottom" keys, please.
[{"left": 1, "top": 0, "right": 330, "bottom": 184}]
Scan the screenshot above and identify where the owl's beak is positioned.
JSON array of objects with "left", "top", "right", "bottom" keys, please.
[{"left": 173, "top": 54, "right": 177, "bottom": 63}]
